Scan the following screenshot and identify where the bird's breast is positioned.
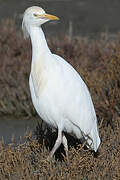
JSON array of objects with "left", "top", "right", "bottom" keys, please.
[{"left": 31, "top": 61, "right": 49, "bottom": 98}]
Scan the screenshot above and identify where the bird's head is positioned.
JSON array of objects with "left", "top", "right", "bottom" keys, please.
[{"left": 22, "top": 6, "right": 59, "bottom": 39}]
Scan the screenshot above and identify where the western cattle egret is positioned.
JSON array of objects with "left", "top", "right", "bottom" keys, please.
[{"left": 22, "top": 6, "right": 100, "bottom": 158}]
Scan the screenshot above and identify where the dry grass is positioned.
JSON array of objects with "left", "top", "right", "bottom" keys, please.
[
  {"left": 0, "top": 124, "right": 120, "bottom": 180},
  {"left": 0, "top": 19, "right": 120, "bottom": 179}
]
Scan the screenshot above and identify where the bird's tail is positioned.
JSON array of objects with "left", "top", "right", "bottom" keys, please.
[{"left": 86, "top": 124, "right": 100, "bottom": 152}]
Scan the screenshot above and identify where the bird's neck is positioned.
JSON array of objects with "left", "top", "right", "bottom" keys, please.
[{"left": 29, "top": 26, "right": 51, "bottom": 62}]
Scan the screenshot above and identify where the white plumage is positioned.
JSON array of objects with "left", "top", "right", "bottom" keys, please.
[{"left": 22, "top": 6, "right": 100, "bottom": 158}]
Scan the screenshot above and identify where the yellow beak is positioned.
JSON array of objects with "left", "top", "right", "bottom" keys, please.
[{"left": 36, "top": 13, "right": 59, "bottom": 20}]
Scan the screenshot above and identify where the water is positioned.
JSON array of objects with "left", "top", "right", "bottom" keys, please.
[
  {"left": 0, "top": 116, "right": 40, "bottom": 145},
  {"left": 0, "top": 0, "right": 120, "bottom": 36}
]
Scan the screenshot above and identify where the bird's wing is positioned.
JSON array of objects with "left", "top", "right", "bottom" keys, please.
[{"left": 52, "top": 54, "right": 97, "bottom": 133}]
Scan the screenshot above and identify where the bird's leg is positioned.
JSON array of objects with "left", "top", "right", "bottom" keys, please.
[
  {"left": 62, "top": 133, "right": 68, "bottom": 159},
  {"left": 49, "top": 129, "right": 62, "bottom": 158}
]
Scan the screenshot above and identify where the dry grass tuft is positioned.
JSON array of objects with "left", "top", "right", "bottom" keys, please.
[{"left": 0, "top": 19, "right": 120, "bottom": 179}]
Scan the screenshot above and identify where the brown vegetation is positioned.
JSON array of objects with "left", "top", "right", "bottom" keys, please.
[{"left": 0, "top": 19, "right": 120, "bottom": 179}]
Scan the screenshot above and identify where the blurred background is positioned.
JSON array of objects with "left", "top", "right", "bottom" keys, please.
[
  {"left": 0, "top": 0, "right": 120, "bottom": 144},
  {"left": 0, "top": 0, "right": 120, "bottom": 37}
]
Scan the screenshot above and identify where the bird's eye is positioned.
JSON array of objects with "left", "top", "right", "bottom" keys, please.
[{"left": 33, "top": 13, "right": 38, "bottom": 17}]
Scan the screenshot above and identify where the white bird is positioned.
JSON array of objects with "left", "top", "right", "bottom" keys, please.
[{"left": 22, "top": 6, "right": 100, "bottom": 158}]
